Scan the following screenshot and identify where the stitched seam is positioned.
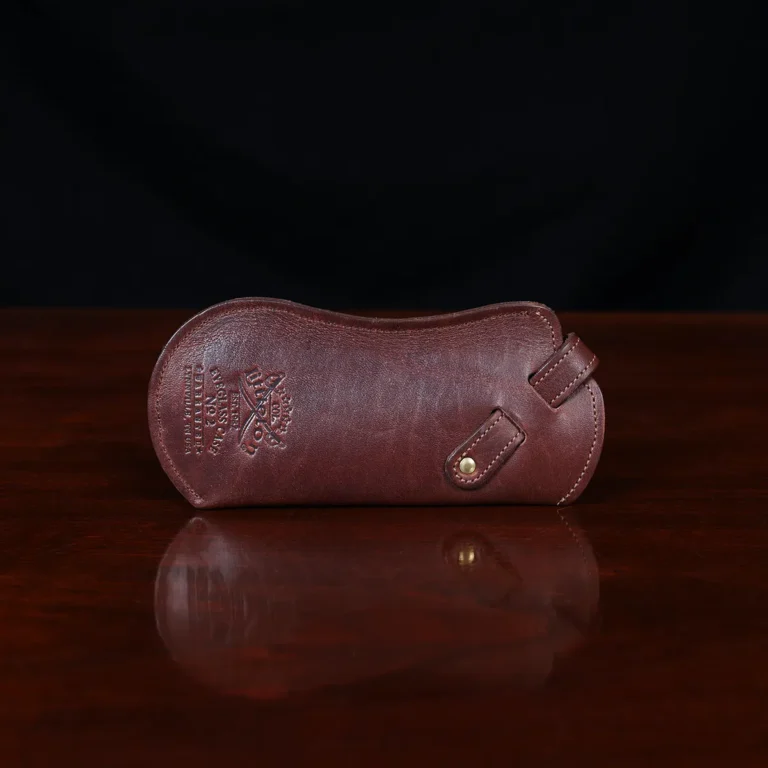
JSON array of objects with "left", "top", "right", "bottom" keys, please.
[
  {"left": 153, "top": 304, "right": 549, "bottom": 503},
  {"left": 533, "top": 337, "right": 581, "bottom": 388},
  {"left": 534, "top": 310, "right": 558, "bottom": 350},
  {"left": 453, "top": 428, "right": 521, "bottom": 484},
  {"left": 235, "top": 307, "right": 533, "bottom": 334},
  {"left": 557, "top": 382, "right": 598, "bottom": 505},
  {"left": 549, "top": 355, "right": 597, "bottom": 406},
  {"left": 155, "top": 355, "right": 204, "bottom": 503},
  {"left": 456, "top": 413, "right": 504, "bottom": 461}
]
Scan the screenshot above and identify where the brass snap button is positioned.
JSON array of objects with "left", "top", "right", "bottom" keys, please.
[{"left": 458, "top": 456, "right": 477, "bottom": 475}]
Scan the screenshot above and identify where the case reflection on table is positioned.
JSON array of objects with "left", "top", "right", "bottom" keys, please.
[{"left": 154, "top": 507, "right": 599, "bottom": 698}]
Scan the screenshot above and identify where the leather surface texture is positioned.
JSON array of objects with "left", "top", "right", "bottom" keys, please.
[{"left": 148, "top": 298, "right": 605, "bottom": 508}]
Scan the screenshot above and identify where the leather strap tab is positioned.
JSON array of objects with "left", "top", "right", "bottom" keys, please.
[
  {"left": 530, "top": 333, "right": 599, "bottom": 408},
  {"left": 445, "top": 409, "right": 525, "bottom": 490}
]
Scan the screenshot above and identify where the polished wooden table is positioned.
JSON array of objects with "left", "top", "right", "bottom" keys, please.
[{"left": 3, "top": 310, "right": 768, "bottom": 767}]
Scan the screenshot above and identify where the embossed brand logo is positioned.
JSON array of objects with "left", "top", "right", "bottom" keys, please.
[
  {"left": 181, "top": 362, "right": 292, "bottom": 457},
  {"left": 238, "top": 365, "right": 293, "bottom": 455}
]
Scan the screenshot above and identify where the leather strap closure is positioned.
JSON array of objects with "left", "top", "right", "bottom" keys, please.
[
  {"left": 445, "top": 409, "right": 525, "bottom": 490},
  {"left": 530, "top": 333, "right": 599, "bottom": 408}
]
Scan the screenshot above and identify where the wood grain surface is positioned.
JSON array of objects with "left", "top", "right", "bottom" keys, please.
[{"left": 2, "top": 309, "right": 767, "bottom": 767}]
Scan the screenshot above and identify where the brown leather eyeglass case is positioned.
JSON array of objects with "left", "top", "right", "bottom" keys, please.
[{"left": 148, "top": 298, "right": 605, "bottom": 508}]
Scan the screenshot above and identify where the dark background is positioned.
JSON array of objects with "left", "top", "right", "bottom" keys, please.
[{"left": 3, "top": 1, "right": 766, "bottom": 311}]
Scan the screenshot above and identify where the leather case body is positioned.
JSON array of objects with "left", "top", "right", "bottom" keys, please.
[{"left": 148, "top": 298, "right": 605, "bottom": 508}]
